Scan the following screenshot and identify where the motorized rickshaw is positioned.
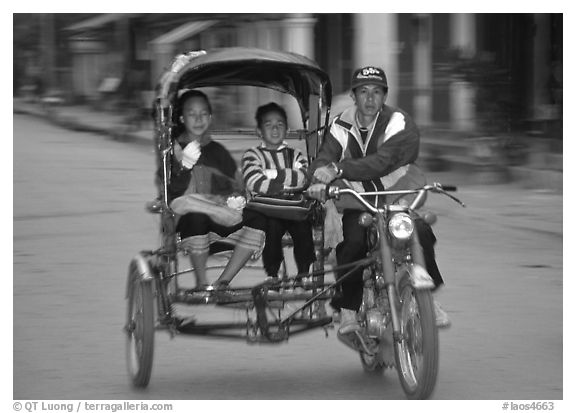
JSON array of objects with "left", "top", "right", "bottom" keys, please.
[{"left": 125, "top": 47, "right": 465, "bottom": 399}]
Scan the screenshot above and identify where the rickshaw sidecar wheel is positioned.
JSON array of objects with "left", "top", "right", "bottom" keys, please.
[
  {"left": 125, "top": 261, "right": 155, "bottom": 388},
  {"left": 393, "top": 276, "right": 438, "bottom": 399}
]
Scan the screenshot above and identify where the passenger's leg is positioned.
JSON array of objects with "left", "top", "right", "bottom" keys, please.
[
  {"left": 216, "top": 246, "right": 256, "bottom": 285},
  {"left": 213, "top": 209, "right": 267, "bottom": 287},
  {"left": 287, "top": 220, "right": 315, "bottom": 276},
  {"left": 177, "top": 213, "right": 212, "bottom": 287},
  {"left": 262, "top": 218, "right": 286, "bottom": 278},
  {"left": 189, "top": 251, "right": 209, "bottom": 287},
  {"left": 332, "top": 210, "right": 367, "bottom": 312}
]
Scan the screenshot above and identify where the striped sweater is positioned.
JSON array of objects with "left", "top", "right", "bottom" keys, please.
[{"left": 242, "top": 144, "right": 308, "bottom": 197}]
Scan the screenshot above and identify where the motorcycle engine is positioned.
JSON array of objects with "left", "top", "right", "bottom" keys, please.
[{"left": 365, "top": 308, "right": 389, "bottom": 338}]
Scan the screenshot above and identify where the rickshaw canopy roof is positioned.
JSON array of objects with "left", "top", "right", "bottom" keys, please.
[{"left": 156, "top": 47, "right": 332, "bottom": 118}]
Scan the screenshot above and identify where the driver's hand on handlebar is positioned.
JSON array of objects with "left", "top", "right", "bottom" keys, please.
[
  {"left": 307, "top": 183, "right": 328, "bottom": 202},
  {"left": 313, "top": 163, "right": 339, "bottom": 184}
]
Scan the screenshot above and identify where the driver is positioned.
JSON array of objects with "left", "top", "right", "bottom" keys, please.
[{"left": 308, "top": 66, "right": 450, "bottom": 336}]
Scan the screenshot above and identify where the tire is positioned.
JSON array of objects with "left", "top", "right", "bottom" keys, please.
[
  {"left": 394, "top": 276, "right": 438, "bottom": 399},
  {"left": 125, "top": 262, "right": 155, "bottom": 388}
]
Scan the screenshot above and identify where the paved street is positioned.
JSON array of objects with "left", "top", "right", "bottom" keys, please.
[{"left": 12, "top": 112, "right": 565, "bottom": 402}]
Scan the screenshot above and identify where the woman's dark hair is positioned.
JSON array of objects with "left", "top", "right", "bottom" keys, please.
[
  {"left": 178, "top": 89, "right": 212, "bottom": 117},
  {"left": 172, "top": 90, "right": 212, "bottom": 137},
  {"left": 255, "top": 102, "right": 287, "bottom": 127}
]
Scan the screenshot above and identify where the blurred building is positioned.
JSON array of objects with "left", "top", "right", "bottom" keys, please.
[{"left": 15, "top": 13, "right": 562, "bottom": 138}]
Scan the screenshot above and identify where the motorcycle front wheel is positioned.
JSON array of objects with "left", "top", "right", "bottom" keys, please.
[{"left": 394, "top": 275, "right": 438, "bottom": 399}]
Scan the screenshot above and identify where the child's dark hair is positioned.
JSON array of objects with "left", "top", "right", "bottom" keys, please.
[
  {"left": 255, "top": 102, "right": 287, "bottom": 127},
  {"left": 178, "top": 90, "right": 212, "bottom": 117}
]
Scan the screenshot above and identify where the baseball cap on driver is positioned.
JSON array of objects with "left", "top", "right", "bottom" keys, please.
[{"left": 351, "top": 66, "right": 388, "bottom": 91}]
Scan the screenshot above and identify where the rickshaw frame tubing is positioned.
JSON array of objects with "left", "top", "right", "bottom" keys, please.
[
  {"left": 149, "top": 238, "right": 391, "bottom": 340},
  {"left": 172, "top": 317, "right": 332, "bottom": 342},
  {"left": 144, "top": 247, "right": 376, "bottom": 339}
]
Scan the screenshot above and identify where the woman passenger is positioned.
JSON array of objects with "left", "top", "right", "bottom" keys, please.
[{"left": 167, "top": 90, "right": 267, "bottom": 290}]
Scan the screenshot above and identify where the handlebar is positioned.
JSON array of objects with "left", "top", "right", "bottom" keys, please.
[
  {"left": 440, "top": 185, "right": 457, "bottom": 192},
  {"left": 305, "top": 182, "right": 466, "bottom": 213}
]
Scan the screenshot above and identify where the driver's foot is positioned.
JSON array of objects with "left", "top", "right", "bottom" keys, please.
[
  {"left": 338, "top": 309, "right": 361, "bottom": 335},
  {"left": 434, "top": 300, "right": 451, "bottom": 328}
]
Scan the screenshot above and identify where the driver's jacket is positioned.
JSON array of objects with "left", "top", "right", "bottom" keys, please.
[{"left": 312, "top": 104, "right": 425, "bottom": 206}]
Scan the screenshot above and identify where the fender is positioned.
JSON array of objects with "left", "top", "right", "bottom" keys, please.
[
  {"left": 126, "top": 253, "right": 156, "bottom": 298},
  {"left": 396, "top": 263, "right": 435, "bottom": 290}
]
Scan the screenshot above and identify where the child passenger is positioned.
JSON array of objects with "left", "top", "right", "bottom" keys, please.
[{"left": 241, "top": 102, "right": 315, "bottom": 279}]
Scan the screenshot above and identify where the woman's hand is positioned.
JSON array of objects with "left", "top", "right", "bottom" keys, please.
[
  {"left": 182, "top": 141, "right": 201, "bottom": 169},
  {"left": 226, "top": 195, "right": 247, "bottom": 211}
]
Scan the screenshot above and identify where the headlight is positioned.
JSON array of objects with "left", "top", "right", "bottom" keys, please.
[{"left": 388, "top": 213, "right": 414, "bottom": 240}]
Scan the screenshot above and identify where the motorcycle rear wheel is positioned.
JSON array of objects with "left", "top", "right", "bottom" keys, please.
[{"left": 394, "top": 276, "right": 438, "bottom": 399}]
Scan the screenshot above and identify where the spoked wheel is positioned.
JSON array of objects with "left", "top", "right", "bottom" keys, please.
[
  {"left": 394, "top": 277, "right": 438, "bottom": 399},
  {"left": 125, "top": 261, "right": 155, "bottom": 388}
]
